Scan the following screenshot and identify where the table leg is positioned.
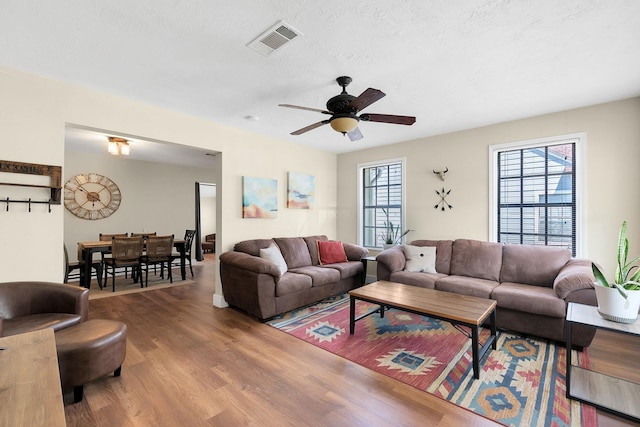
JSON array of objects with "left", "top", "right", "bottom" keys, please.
[
  {"left": 472, "top": 326, "right": 480, "bottom": 379},
  {"left": 565, "top": 318, "right": 572, "bottom": 397},
  {"left": 82, "top": 247, "right": 92, "bottom": 289},
  {"left": 350, "top": 296, "right": 356, "bottom": 334},
  {"left": 490, "top": 309, "right": 497, "bottom": 349},
  {"left": 180, "top": 247, "right": 186, "bottom": 280}
]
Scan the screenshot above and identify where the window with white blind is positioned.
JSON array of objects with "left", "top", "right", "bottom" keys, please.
[
  {"left": 359, "top": 159, "right": 405, "bottom": 248},
  {"left": 490, "top": 134, "right": 583, "bottom": 256}
]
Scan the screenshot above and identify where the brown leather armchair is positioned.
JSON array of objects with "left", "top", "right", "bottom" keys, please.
[
  {"left": 0, "top": 281, "right": 89, "bottom": 337},
  {"left": 202, "top": 233, "right": 216, "bottom": 253}
]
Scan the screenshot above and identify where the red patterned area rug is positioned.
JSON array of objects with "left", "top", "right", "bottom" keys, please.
[{"left": 268, "top": 294, "right": 597, "bottom": 427}]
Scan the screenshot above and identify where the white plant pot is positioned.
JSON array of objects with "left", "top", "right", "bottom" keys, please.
[
  {"left": 382, "top": 243, "right": 396, "bottom": 250},
  {"left": 594, "top": 284, "right": 640, "bottom": 323}
]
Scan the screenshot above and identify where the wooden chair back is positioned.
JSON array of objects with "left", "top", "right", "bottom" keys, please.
[
  {"left": 111, "top": 236, "right": 143, "bottom": 261},
  {"left": 145, "top": 235, "right": 174, "bottom": 259},
  {"left": 99, "top": 233, "right": 128, "bottom": 241}
]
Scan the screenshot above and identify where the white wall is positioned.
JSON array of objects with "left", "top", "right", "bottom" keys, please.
[
  {"left": 63, "top": 150, "right": 216, "bottom": 260},
  {"left": 337, "top": 97, "right": 640, "bottom": 278},
  {"left": 0, "top": 67, "right": 338, "bottom": 306},
  {"left": 200, "top": 183, "right": 216, "bottom": 239}
]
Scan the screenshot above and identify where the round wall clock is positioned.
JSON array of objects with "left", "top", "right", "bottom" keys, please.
[{"left": 64, "top": 173, "right": 122, "bottom": 220}]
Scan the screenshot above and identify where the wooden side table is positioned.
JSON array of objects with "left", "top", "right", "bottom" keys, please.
[
  {"left": 565, "top": 302, "right": 640, "bottom": 422},
  {"left": 0, "top": 328, "right": 66, "bottom": 426},
  {"left": 361, "top": 256, "right": 377, "bottom": 285}
]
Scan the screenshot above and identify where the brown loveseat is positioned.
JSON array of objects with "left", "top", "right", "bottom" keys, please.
[
  {"left": 376, "top": 239, "right": 597, "bottom": 347},
  {"left": 0, "top": 281, "right": 89, "bottom": 337},
  {"left": 220, "top": 235, "right": 368, "bottom": 320}
]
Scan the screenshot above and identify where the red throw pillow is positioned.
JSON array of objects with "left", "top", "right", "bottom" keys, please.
[{"left": 317, "top": 240, "right": 348, "bottom": 265}]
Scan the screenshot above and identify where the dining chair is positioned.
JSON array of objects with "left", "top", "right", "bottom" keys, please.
[
  {"left": 171, "top": 229, "right": 196, "bottom": 277},
  {"left": 131, "top": 232, "right": 157, "bottom": 240},
  {"left": 64, "top": 244, "right": 103, "bottom": 289},
  {"left": 132, "top": 232, "right": 158, "bottom": 274},
  {"left": 140, "top": 235, "right": 174, "bottom": 285},
  {"left": 103, "top": 236, "right": 144, "bottom": 292},
  {"left": 99, "top": 233, "right": 129, "bottom": 281}
]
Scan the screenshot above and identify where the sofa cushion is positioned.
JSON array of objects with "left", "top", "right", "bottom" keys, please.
[
  {"left": 234, "top": 238, "right": 275, "bottom": 256},
  {"left": 2, "top": 313, "right": 83, "bottom": 337},
  {"left": 303, "top": 235, "right": 328, "bottom": 265},
  {"left": 403, "top": 245, "right": 436, "bottom": 273},
  {"left": 289, "top": 266, "right": 341, "bottom": 286},
  {"left": 322, "top": 261, "right": 363, "bottom": 279},
  {"left": 449, "top": 239, "right": 503, "bottom": 281},
  {"left": 500, "top": 244, "right": 572, "bottom": 287},
  {"left": 435, "top": 275, "right": 500, "bottom": 298},
  {"left": 389, "top": 271, "right": 444, "bottom": 289},
  {"left": 492, "top": 282, "right": 566, "bottom": 318},
  {"left": 409, "top": 240, "right": 453, "bottom": 274},
  {"left": 275, "top": 272, "right": 313, "bottom": 296},
  {"left": 317, "top": 241, "right": 348, "bottom": 265},
  {"left": 273, "top": 237, "right": 312, "bottom": 269},
  {"left": 259, "top": 244, "right": 288, "bottom": 276}
]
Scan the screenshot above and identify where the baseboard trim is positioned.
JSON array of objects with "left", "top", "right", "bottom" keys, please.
[{"left": 213, "top": 293, "right": 228, "bottom": 308}]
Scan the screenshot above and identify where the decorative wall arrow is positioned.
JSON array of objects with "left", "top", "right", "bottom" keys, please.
[{"left": 434, "top": 188, "right": 452, "bottom": 211}]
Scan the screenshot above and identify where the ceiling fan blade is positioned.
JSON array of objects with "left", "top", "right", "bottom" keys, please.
[
  {"left": 360, "top": 113, "right": 416, "bottom": 125},
  {"left": 348, "top": 88, "right": 386, "bottom": 112},
  {"left": 347, "top": 127, "right": 363, "bottom": 141},
  {"left": 278, "top": 104, "right": 332, "bottom": 115},
  {"left": 290, "top": 120, "right": 329, "bottom": 135}
]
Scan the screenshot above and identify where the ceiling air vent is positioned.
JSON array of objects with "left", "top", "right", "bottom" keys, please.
[{"left": 247, "top": 21, "right": 303, "bottom": 56}]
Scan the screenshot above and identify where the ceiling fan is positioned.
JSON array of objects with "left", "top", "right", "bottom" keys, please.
[{"left": 279, "top": 76, "right": 416, "bottom": 141}]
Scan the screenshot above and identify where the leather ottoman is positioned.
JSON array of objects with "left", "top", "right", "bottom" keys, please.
[{"left": 55, "top": 319, "right": 127, "bottom": 403}]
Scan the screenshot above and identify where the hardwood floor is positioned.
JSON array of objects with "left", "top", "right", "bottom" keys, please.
[{"left": 64, "top": 255, "right": 640, "bottom": 426}]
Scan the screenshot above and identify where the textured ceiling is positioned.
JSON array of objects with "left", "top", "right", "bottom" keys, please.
[{"left": 2, "top": 0, "right": 640, "bottom": 158}]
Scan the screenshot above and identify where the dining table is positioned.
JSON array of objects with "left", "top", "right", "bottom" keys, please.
[{"left": 77, "top": 239, "right": 187, "bottom": 289}]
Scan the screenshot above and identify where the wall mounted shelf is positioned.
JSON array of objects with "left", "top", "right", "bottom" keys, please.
[{"left": 0, "top": 160, "right": 62, "bottom": 211}]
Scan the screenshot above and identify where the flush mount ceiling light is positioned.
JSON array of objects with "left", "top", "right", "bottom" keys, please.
[{"left": 107, "top": 137, "right": 130, "bottom": 156}]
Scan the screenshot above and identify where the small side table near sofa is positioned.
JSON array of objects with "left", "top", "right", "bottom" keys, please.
[{"left": 565, "top": 302, "right": 640, "bottom": 422}]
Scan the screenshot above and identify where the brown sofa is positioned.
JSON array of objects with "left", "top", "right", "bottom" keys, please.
[
  {"left": 220, "top": 235, "right": 368, "bottom": 320},
  {"left": 376, "top": 239, "right": 597, "bottom": 347},
  {"left": 0, "top": 281, "right": 89, "bottom": 337}
]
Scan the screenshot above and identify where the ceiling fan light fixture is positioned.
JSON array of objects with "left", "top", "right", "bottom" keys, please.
[
  {"left": 108, "top": 137, "right": 130, "bottom": 156},
  {"left": 330, "top": 115, "right": 359, "bottom": 134}
]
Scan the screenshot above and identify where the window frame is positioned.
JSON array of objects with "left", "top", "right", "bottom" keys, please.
[
  {"left": 488, "top": 133, "right": 585, "bottom": 257},
  {"left": 357, "top": 157, "right": 406, "bottom": 249}
]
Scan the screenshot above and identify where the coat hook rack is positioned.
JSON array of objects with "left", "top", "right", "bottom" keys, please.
[{"left": 3, "top": 197, "right": 55, "bottom": 213}]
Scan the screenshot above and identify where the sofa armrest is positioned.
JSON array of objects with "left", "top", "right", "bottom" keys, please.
[
  {"left": 219, "top": 251, "right": 279, "bottom": 320},
  {"left": 343, "top": 242, "right": 369, "bottom": 261},
  {"left": 553, "top": 259, "right": 595, "bottom": 299},
  {"left": 219, "top": 251, "right": 283, "bottom": 278},
  {"left": 375, "top": 246, "right": 406, "bottom": 280}
]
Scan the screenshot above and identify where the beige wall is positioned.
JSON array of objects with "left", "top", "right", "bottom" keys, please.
[
  {"left": 0, "top": 67, "right": 338, "bottom": 305},
  {"left": 200, "top": 184, "right": 217, "bottom": 239},
  {"left": 337, "top": 97, "right": 640, "bottom": 278}
]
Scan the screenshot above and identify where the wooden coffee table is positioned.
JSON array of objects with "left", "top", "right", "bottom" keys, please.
[{"left": 349, "top": 280, "right": 497, "bottom": 379}]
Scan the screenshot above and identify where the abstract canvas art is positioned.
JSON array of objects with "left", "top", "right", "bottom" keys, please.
[
  {"left": 287, "top": 172, "right": 315, "bottom": 209},
  {"left": 242, "top": 176, "right": 277, "bottom": 218}
]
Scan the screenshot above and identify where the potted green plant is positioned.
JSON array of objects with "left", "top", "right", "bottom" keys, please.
[
  {"left": 592, "top": 220, "right": 640, "bottom": 323},
  {"left": 379, "top": 221, "right": 412, "bottom": 249}
]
